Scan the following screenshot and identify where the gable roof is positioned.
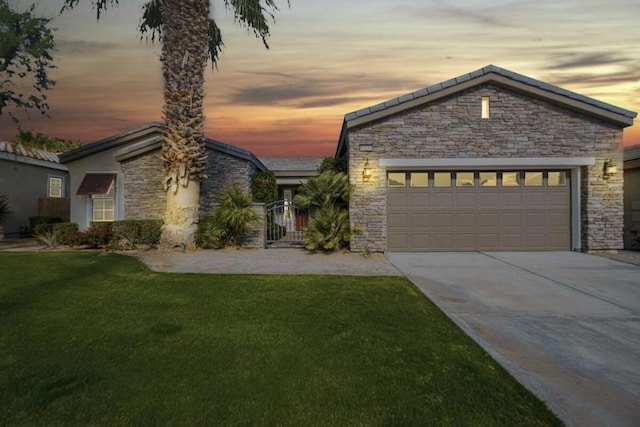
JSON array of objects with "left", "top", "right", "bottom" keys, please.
[
  {"left": 0, "top": 140, "right": 67, "bottom": 171},
  {"left": 259, "top": 157, "right": 323, "bottom": 174},
  {"left": 59, "top": 122, "right": 266, "bottom": 171},
  {"left": 337, "top": 65, "right": 637, "bottom": 157}
]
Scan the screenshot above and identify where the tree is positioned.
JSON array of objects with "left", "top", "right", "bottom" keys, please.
[
  {"left": 251, "top": 170, "right": 278, "bottom": 203},
  {"left": 0, "top": 1, "right": 56, "bottom": 123},
  {"left": 61, "top": 0, "right": 286, "bottom": 246},
  {"left": 317, "top": 157, "right": 347, "bottom": 174},
  {"left": 13, "top": 130, "right": 81, "bottom": 152}
]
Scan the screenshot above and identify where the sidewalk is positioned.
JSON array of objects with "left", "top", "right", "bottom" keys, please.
[{"left": 134, "top": 247, "right": 403, "bottom": 276}]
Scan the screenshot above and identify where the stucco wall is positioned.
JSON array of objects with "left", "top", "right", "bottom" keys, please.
[
  {"left": 348, "top": 84, "right": 625, "bottom": 252},
  {"left": 0, "top": 158, "right": 69, "bottom": 235}
]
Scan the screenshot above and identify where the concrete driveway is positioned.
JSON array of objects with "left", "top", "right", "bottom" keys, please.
[{"left": 387, "top": 251, "right": 640, "bottom": 427}]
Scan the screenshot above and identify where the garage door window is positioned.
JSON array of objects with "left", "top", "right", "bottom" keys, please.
[
  {"left": 548, "top": 171, "right": 567, "bottom": 186},
  {"left": 410, "top": 172, "right": 428, "bottom": 187},
  {"left": 456, "top": 172, "right": 475, "bottom": 187},
  {"left": 525, "top": 171, "right": 543, "bottom": 186},
  {"left": 502, "top": 172, "right": 520, "bottom": 187},
  {"left": 388, "top": 172, "right": 406, "bottom": 187},
  {"left": 434, "top": 172, "right": 451, "bottom": 187},
  {"left": 479, "top": 172, "right": 497, "bottom": 186}
]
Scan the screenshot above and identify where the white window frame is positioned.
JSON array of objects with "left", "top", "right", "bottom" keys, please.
[
  {"left": 91, "top": 185, "right": 115, "bottom": 222},
  {"left": 48, "top": 176, "right": 64, "bottom": 198}
]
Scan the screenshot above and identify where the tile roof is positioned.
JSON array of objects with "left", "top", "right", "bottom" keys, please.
[
  {"left": 259, "top": 157, "right": 323, "bottom": 172},
  {"left": 0, "top": 140, "right": 61, "bottom": 163},
  {"left": 344, "top": 64, "right": 637, "bottom": 122}
]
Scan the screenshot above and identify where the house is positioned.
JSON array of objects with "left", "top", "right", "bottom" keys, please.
[
  {"left": 58, "top": 123, "right": 266, "bottom": 230},
  {"left": 0, "top": 141, "right": 69, "bottom": 237},
  {"left": 259, "top": 157, "right": 323, "bottom": 202},
  {"left": 624, "top": 145, "right": 640, "bottom": 250},
  {"left": 336, "top": 65, "right": 637, "bottom": 252}
]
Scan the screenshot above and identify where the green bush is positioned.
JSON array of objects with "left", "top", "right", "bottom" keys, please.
[
  {"left": 251, "top": 170, "right": 278, "bottom": 204},
  {"left": 29, "top": 216, "right": 61, "bottom": 234},
  {"left": 294, "top": 171, "right": 350, "bottom": 210},
  {"left": 196, "top": 184, "right": 259, "bottom": 249},
  {"left": 86, "top": 222, "right": 113, "bottom": 248},
  {"left": 303, "top": 206, "right": 350, "bottom": 252},
  {"left": 111, "top": 220, "right": 163, "bottom": 249},
  {"left": 266, "top": 218, "right": 286, "bottom": 241}
]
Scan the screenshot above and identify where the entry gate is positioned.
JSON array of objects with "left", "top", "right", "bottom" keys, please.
[{"left": 265, "top": 200, "right": 308, "bottom": 247}]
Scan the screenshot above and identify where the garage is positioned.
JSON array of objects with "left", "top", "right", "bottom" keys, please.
[{"left": 387, "top": 170, "right": 570, "bottom": 251}]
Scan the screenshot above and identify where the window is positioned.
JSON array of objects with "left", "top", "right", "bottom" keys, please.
[
  {"left": 502, "top": 172, "right": 520, "bottom": 187},
  {"left": 481, "top": 96, "right": 490, "bottom": 119},
  {"left": 388, "top": 172, "right": 406, "bottom": 187},
  {"left": 479, "top": 172, "right": 497, "bottom": 187},
  {"left": 48, "top": 176, "right": 63, "bottom": 198},
  {"left": 410, "top": 172, "right": 428, "bottom": 187},
  {"left": 525, "top": 171, "right": 543, "bottom": 186},
  {"left": 434, "top": 172, "right": 451, "bottom": 187},
  {"left": 548, "top": 171, "right": 567, "bottom": 186},
  {"left": 456, "top": 172, "right": 475, "bottom": 187},
  {"left": 92, "top": 186, "right": 115, "bottom": 222}
]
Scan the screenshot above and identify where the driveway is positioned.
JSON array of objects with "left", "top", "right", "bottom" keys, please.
[{"left": 387, "top": 251, "right": 640, "bottom": 427}]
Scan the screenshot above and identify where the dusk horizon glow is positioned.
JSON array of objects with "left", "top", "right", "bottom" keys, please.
[{"left": 1, "top": 0, "right": 638, "bottom": 156}]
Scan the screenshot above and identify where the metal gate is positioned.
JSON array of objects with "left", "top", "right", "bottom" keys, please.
[{"left": 265, "top": 200, "right": 308, "bottom": 247}]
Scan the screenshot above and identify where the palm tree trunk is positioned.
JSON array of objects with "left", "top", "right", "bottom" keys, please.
[{"left": 159, "top": 0, "right": 209, "bottom": 246}]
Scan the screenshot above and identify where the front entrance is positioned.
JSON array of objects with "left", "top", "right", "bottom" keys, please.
[{"left": 265, "top": 200, "right": 308, "bottom": 247}]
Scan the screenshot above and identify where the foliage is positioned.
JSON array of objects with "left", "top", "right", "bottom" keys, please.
[
  {"left": 196, "top": 184, "right": 259, "bottom": 248},
  {"left": 33, "top": 227, "right": 60, "bottom": 249},
  {"left": 294, "top": 171, "right": 350, "bottom": 210},
  {"left": 266, "top": 219, "right": 286, "bottom": 241},
  {"left": 33, "top": 222, "right": 77, "bottom": 249},
  {"left": 0, "top": 252, "right": 562, "bottom": 426},
  {"left": 28, "top": 216, "right": 61, "bottom": 233},
  {"left": 251, "top": 170, "right": 278, "bottom": 203},
  {"left": 61, "top": 0, "right": 287, "bottom": 67},
  {"left": 317, "top": 157, "right": 348, "bottom": 174},
  {"left": 111, "top": 219, "right": 163, "bottom": 249},
  {"left": 12, "top": 130, "right": 81, "bottom": 152},
  {"left": 303, "top": 206, "right": 350, "bottom": 252},
  {"left": 0, "top": 193, "right": 10, "bottom": 225},
  {"left": 0, "top": 1, "right": 56, "bottom": 124}
]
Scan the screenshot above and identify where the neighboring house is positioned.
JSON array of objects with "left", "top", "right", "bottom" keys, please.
[
  {"left": 58, "top": 123, "right": 266, "bottom": 230},
  {"left": 624, "top": 145, "right": 640, "bottom": 250},
  {"left": 0, "top": 141, "right": 69, "bottom": 237},
  {"left": 259, "top": 157, "right": 323, "bottom": 202},
  {"left": 336, "top": 65, "right": 637, "bottom": 252}
]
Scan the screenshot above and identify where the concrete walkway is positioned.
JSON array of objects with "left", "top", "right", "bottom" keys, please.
[
  {"left": 135, "top": 247, "right": 402, "bottom": 276},
  {"left": 388, "top": 251, "right": 640, "bottom": 427}
]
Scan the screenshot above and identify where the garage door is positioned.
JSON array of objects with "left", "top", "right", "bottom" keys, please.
[{"left": 387, "top": 170, "right": 570, "bottom": 251}]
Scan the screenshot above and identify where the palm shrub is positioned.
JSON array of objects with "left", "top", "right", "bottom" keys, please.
[
  {"left": 0, "top": 193, "right": 10, "bottom": 225},
  {"left": 303, "top": 206, "right": 350, "bottom": 252},
  {"left": 295, "top": 172, "right": 351, "bottom": 252},
  {"left": 294, "top": 171, "right": 350, "bottom": 210},
  {"left": 196, "top": 184, "right": 259, "bottom": 248}
]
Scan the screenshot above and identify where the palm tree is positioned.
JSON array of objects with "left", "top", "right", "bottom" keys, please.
[{"left": 62, "top": 0, "right": 286, "bottom": 246}]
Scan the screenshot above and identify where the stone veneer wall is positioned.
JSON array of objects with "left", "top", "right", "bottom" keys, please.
[
  {"left": 200, "top": 149, "right": 256, "bottom": 215},
  {"left": 120, "top": 150, "right": 165, "bottom": 220},
  {"left": 348, "top": 84, "right": 624, "bottom": 252}
]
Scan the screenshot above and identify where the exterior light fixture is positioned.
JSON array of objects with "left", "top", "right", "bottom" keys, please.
[
  {"left": 603, "top": 160, "right": 617, "bottom": 178},
  {"left": 362, "top": 159, "right": 372, "bottom": 182}
]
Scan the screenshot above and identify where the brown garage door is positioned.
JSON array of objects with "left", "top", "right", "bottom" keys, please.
[{"left": 387, "top": 170, "right": 570, "bottom": 251}]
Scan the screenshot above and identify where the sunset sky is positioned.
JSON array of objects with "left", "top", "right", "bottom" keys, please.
[{"left": 1, "top": 0, "right": 639, "bottom": 156}]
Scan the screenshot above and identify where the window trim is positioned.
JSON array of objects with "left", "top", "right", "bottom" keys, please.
[{"left": 48, "top": 175, "right": 64, "bottom": 198}]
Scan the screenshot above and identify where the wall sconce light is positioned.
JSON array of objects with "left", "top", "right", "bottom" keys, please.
[
  {"left": 603, "top": 160, "right": 617, "bottom": 178},
  {"left": 362, "top": 159, "right": 372, "bottom": 182}
]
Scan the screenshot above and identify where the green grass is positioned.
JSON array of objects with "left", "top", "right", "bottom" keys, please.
[{"left": 0, "top": 252, "right": 561, "bottom": 426}]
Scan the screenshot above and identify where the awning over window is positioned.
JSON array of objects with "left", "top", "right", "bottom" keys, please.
[{"left": 76, "top": 173, "right": 116, "bottom": 195}]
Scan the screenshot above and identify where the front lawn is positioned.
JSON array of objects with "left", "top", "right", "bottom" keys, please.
[{"left": 0, "top": 252, "right": 561, "bottom": 426}]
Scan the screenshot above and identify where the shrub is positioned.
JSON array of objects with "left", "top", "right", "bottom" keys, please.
[
  {"left": 86, "top": 222, "right": 113, "bottom": 248},
  {"left": 111, "top": 219, "right": 163, "bottom": 249},
  {"left": 251, "top": 170, "right": 278, "bottom": 204},
  {"left": 294, "top": 171, "right": 350, "bottom": 210},
  {"left": 266, "top": 219, "right": 287, "bottom": 241},
  {"left": 303, "top": 206, "right": 350, "bottom": 252},
  {"left": 29, "top": 216, "right": 61, "bottom": 234},
  {"left": 317, "top": 157, "right": 348, "bottom": 174},
  {"left": 196, "top": 185, "right": 259, "bottom": 248},
  {"left": 0, "top": 193, "right": 11, "bottom": 225},
  {"left": 34, "top": 227, "right": 60, "bottom": 249}
]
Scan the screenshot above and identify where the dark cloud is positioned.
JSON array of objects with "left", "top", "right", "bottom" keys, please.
[
  {"left": 226, "top": 73, "right": 426, "bottom": 109},
  {"left": 546, "top": 53, "right": 634, "bottom": 70},
  {"left": 390, "top": 0, "right": 516, "bottom": 28},
  {"left": 549, "top": 68, "right": 640, "bottom": 88}
]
